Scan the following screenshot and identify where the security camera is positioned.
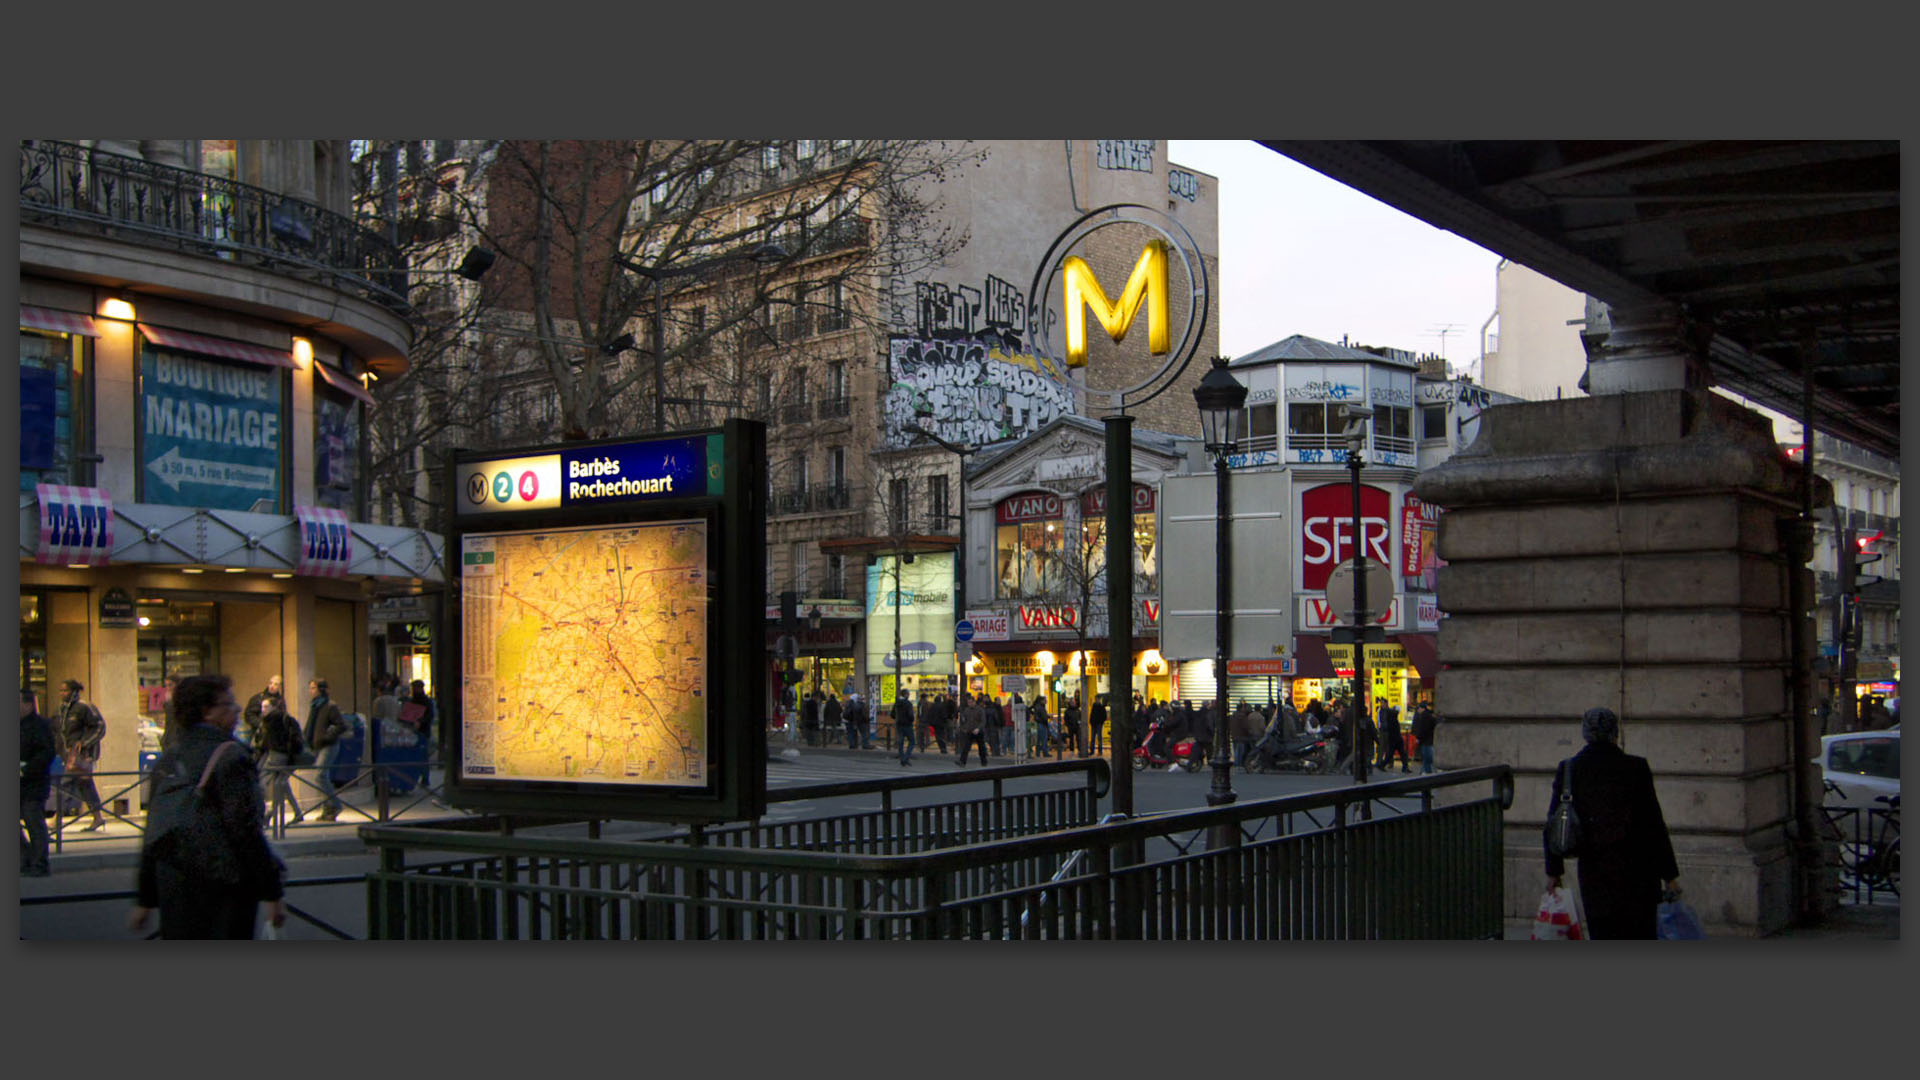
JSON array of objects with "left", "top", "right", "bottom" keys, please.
[{"left": 1338, "top": 403, "right": 1374, "bottom": 421}]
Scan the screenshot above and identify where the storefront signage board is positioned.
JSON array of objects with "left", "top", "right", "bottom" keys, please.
[
  {"left": 444, "top": 422, "right": 765, "bottom": 824},
  {"left": 139, "top": 346, "right": 284, "bottom": 512}
]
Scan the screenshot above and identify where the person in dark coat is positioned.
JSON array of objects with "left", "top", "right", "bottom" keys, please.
[
  {"left": 1376, "top": 700, "right": 1407, "bottom": 773},
  {"left": 55, "top": 678, "right": 107, "bottom": 831},
  {"left": 823, "top": 693, "right": 843, "bottom": 746},
  {"left": 892, "top": 692, "right": 916, "bottom": 766},
  {"left": 129, "top": 674, "right": 286, "bottom": 939},
  {"left": 1410, "top": 700, "right": 1439, "bottom": 774},
  {"left": 954, "top": 693, "right": 991, "bottom": 766},
  {"left": 1089, "top": 695, "right": 1108, "bottom": 755},
  {"left": 1543, "top": 707, "right": 1680, "bottom": 940},
  {"left": 302, "top": 678, "right": 349, "bottom": 821},
  {"left": 20, "top": 688, "right": 57, "bottom": 876}
]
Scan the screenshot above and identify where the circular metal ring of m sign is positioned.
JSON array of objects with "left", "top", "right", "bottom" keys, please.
[
  {"left": 1027, "top": 203, "right": 1211, "bottom": 413},
  {"left": 955, "top": 619, "right": 975, "bottom": 642}
]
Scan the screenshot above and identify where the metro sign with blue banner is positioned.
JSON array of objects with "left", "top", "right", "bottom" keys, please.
[{"left": 460, "top": 435, "right": 716, "bottom": 516}]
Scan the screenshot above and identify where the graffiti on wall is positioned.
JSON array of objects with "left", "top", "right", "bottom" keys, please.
[
  {"left": 884, "top": 337, "right": 1075, "bottom": 449},
  {"left": 912, "top": 273, "right": 1033, "bottom": 344},
  {"left": 1168, "top": 168, "right": 1198, "bottom": 201},
  {"left": 1096, "top": 140, "right": 1155, "bottom": 171}
]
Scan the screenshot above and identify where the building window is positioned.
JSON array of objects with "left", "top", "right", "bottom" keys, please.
[
  {"left": 757, "top": 373, "right": 774, "bottom": 412},
  {"left": 1421, "top": 404, "right": 1448, "bottom": 441},
  {"left": 819, "top": 280, "right": 851, "bottom": 332},
  {"left": 1375, "top": 405, "right": 1413, "bottom": 455},
  {"left": 826, "top": 553, "right": 846, "bottom": 598},
  {"left": 790, "top": 541, "right": 809, "bottom": 594},
  {"left": 762, "top": 144, "right": 782, "bottom": 173},
  {"left": 796, "top": 140, "right": 817, "bottom": 161},
  {"left": 314, "top": 375, "right": 364, "bottom": 516},
  {"left": 18, "top": 328, "right": 92, "bottom": 492},
  {"left": 888, "top": 477, "right": 910, "bottom": 535},
  {"left": 1243, "top": 401, "right": 1277, "bottom": 451},
  {"left": 827, "top": 361, "right": 846, "bottom": 402},
  {"left": 995, "top": 492, "right": 1065, "bottom": 599},
  {"left": 928, "top": 474, "right": 950, "bottom": 529}
]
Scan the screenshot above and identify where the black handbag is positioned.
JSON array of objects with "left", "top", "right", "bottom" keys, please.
[
  {"left": 145, "top": 741, "right": 245, "bottom": 886},
  {"left": 1546, "top": 758, "right": 1583, "bottom": 858}
]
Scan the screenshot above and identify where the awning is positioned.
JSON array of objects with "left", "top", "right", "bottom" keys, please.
[
  {"left": 1399, "top": 633, "right": 1439, "bottom": 680},
  {"left": 1289, "top": 634, "right": 1437, "bottom": 680},
  {"left": 138, "top": 324, "right": 295, "bottom": 369},
  {"left": 314, "top": 361, "right": 376, "bottom": 405},
  {"left": 1292, "top": 636, "right": 1338, "bottom": 679},
  {"left": 21, "top": 305, "right": 99, "bottom": 336}
]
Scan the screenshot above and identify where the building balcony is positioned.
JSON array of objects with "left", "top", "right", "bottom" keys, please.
[
  {"left": 817, "top": 396, "right": 851, "bottom": 420},
  {"left": 814, "top": 483, "right": 852, "bottom": 511},
  {"left": 20, "top": 139, "right": 410, "bottom": 318},
  {"left": 780, "top": 403, "right": 813, "bottom": 425}
]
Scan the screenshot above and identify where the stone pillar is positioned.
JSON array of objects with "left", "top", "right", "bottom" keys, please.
[{"left": 1414, "top": 387, "right": 1826, "bottom": 937}]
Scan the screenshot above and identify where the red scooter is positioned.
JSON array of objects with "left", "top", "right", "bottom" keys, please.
[{"left": 1132, "top": 714, "right": 1206, "bottom": 772}]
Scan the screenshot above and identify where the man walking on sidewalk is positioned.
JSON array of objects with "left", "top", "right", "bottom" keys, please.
[
  {"left": 955, "top": 693, "right": 991, "bottom": 766},
  {"left": 55, "top": 679, "right": 107, "bottom": 832},
  {"left": 302, "top": 678, "right": 349, "bottom": 821},
  {"left": 893, "top": 692, "right": 916, "bottom": 766}
]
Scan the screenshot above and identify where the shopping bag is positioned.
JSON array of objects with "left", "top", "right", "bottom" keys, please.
[
  {"left": 1656, "top": 898, "right": 1706, "bottom": 940},
  {"left": 1530, "top": 886, "right": 1584, "bottom": 940}
]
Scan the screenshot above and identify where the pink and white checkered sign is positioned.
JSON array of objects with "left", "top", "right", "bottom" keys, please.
[
  {"left": 36, "top": 485, "right": 114, "bottom": 566},
  {"left": 296, "top": 505, "right": 352, "bottom": 577}
]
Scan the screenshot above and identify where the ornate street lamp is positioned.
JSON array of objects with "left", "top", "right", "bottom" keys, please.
[
  {"left": 1340, "top": 403, "right": 1375, "bottom": 787},
  {"left": 1193, "top": 356, "right": 1247, "bottom": 809}
]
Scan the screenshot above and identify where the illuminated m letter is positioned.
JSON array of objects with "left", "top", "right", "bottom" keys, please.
[{"left": 1061, "top": 240, "right": 1169, "bottom": 368}]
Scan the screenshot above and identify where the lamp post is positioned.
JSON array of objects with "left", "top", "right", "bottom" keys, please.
[
  {"left": 617, "top": 244, "right": 787, "bottom": 432},
  {"left": 808, "top": 604, "right": 824, "bottom": 699},
  {"left": 1341, "top": 404, "right": 1375, "bottom": 787},
  {"left": 1193, "top": 356, "right": 1247, "bottom": 810}
]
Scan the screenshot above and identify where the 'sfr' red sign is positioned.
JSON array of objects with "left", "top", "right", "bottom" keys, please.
[{"left": 1300, "top": 482, "right": 1390, "bottom": 591}]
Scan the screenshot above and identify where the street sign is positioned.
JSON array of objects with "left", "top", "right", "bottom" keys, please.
[
  {"left": 774, "top": 634, "right": 797, "bottom": 660},
  {"left": 1226, "top": 658, "right": 1294, "bottom": 677},
  {"left": 1324, "top": 557, "right": 1394, "bottom": 624},
  {"left": 957, "top": 642, "right": 973, "bottom": 663},
  {"left": 955, "top": 619, "right": 975, "bottom": 642}
]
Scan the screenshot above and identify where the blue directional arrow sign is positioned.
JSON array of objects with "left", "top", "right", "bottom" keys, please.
[{"left": 955, "top": 619, "right": 975, "bottom": 643}]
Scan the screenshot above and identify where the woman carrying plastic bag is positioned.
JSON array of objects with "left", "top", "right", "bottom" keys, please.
[{"left": 1531, "top": 884, "right": 1585, "bottom": 940}]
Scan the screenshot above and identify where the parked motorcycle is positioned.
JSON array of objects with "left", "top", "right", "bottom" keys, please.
[
  {"left": 1244, "top": 723, "right": 1336, "bottom": 774},
  {"left": 1133, "top": 714, "right": 1207, "bottom": 772}
]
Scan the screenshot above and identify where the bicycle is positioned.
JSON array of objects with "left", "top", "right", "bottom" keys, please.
[{"left": 1825, "top": 786, "right": 1900, "bottom": 898}]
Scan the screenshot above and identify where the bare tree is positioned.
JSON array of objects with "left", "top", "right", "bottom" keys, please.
[
  {"left": 1034, "top": 495, "right": 1154, "bottom": 706},
  {"left": 356, "top": 138, "right": 974, "bottom": 525}
]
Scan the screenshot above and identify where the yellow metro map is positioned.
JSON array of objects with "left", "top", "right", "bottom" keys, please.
[{"left": 460, "top": 520, "right": 708, "bottom": 787}]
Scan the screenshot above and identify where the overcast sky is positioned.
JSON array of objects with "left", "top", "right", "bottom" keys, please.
[{"left": 1167, "top": 140, "right": 1504, "bottom": 368}]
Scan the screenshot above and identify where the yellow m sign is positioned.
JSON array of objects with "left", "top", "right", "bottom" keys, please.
[{"left": 1061, "top": 240, "right": 1169, "bottom": 368}]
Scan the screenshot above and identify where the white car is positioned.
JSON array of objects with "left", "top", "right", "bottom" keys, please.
[{"left": 1820, "top": 729, "right": 1900, "bottom": 810}]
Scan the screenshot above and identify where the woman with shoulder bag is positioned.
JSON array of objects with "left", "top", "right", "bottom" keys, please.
[
  {"left": 129, "top": 674, "right": 287, "bottom": 939},
  {"left": 1542, "top": 706, "right": 1680, "bottom": 940}
]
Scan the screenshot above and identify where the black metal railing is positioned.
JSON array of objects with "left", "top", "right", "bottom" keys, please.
[
  {"left": 813, "top": 482, "right": 851, "bottom": 511},
  {"left": 359, "top": 765, "right": 1514, "bottom": 940},
  {"left": 20, "top": 139, "right": 409, "bottom": 315},
  {"left": 21, "top": 872, "right": 366, "bottom": 940},
  {"left": 1820, "top": 800, "right": 1900, "bottom": 905},
  {"left": 817, "top": 396, "right": 852, "bottom": 420},
  {"left": 39, "top": 759, "right": 450, "bottom": 852},
  {"left": 780, "top": 403, "right": 813, "bottom": 425}
]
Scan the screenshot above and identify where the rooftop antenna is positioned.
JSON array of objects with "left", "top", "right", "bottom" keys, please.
[{"left": 1426, "top": 323, "right": 1463, "bottom": 364}]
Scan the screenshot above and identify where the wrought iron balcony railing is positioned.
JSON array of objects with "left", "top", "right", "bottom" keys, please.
[
  {"left": 20, "top": 139, "right": 410, "bottom": 316},
  {"left": 780, "top": 403, "right": 813, "bottom": 425},
  {"left": 814, "top": 483, "right": 852, "bottom": 512},
  {"left": 817, "top": 396, "right": 851, "bottom": 420}
]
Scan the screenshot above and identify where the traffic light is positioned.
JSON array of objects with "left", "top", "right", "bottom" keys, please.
[
  {"left": 1851, "top": 529, "right": 1885, "bottom": 590},
  {"left": 781, "top": 668, "right": 805, "bottom": 686}
]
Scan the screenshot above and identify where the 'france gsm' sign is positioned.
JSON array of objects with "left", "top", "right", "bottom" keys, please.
[{"left": 1299, "top": 482, "right": 1390, "bottom": 591}]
